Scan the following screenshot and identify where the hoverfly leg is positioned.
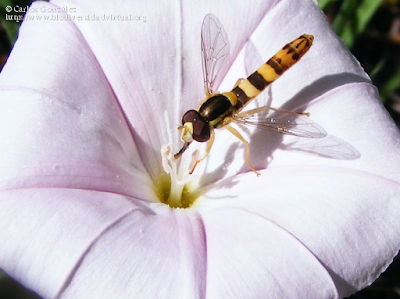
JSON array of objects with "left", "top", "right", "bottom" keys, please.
[
  {"left": 233, "top": 78, "right": 245, "bottom": 88},
  {"left": 235, "top": 106, "right": 272, "bottom": 118},
  {"left": 205, "top": 89, "right": 214, "bottom": 98},
  {"left": 189, "top": 129, "right": 215, "bottom": 174},
  {"left": 225, "top": 124, "right": 260, "bottom": 176},
  {"left": 174, "top": 142, "right": 191, "bottom": 159}
]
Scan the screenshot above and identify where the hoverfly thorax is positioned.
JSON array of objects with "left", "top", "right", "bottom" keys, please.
[{"left": 198, "top": 94, "right": 233, "bottom": 123}]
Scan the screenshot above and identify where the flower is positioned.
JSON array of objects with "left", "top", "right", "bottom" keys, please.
[{"left": 1, "top": 0, "right": 400, "bottom": 298}]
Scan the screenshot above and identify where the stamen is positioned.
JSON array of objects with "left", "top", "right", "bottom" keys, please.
[
  {"left": 159, "top": 110, "right": 198, "bottom": 208},
  {"left": 161, "top": 145, "right": 172, "bottom": 174},
  {"left": 164, "top": 110, "right": 173, "bottom": 145}
]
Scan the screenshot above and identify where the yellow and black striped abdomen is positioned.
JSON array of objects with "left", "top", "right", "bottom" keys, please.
[{"left": 232, "top": 34, "right": 314, "bottom": 110}]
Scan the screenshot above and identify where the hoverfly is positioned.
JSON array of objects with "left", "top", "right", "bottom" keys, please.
[{"left": 174, "top": 13, "right": 326, "bottom": 175}]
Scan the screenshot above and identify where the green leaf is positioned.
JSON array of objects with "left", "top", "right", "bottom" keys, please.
[
  {"left": 370, "top": 58, "right": 386, "bottom": 79},
  {"left": 356, "top": 0, "right": 382, "bottom": 34},
  {"left": 331, "top": 0, "right": 382, "bottom": 48},
  {"left": 318, "top": 0, "right": 338, "bottom": 10},
  {"left": 380, "top": 70, "right": 400, "bottom": 103},
  {"left": 332, "top": 0, "right": 358, "bottom": 47}
]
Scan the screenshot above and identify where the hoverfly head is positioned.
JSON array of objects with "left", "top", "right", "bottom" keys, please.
[{"left": 180, "top": 110, "right": 210, "bottom": 143}]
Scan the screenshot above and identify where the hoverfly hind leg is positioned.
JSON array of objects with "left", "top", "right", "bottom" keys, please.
[
  {"left": 233, "top": 78, "right": 245, "bottom": 88},
  {"left": 224, "top": 124, "right": 260, "bottom": 176},
  {"left": 236, "top": 106, "right": 310, "bottom": 119},
  {"left": 268, "top": 107, "right": 310, "bottom": 117}
]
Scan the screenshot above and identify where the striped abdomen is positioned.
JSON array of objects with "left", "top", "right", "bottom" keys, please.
[{"left": 232, "top": 34, "right": 314, "bottom": 110}]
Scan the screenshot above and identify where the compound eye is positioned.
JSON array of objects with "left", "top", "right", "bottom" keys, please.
[{"left": 182, "top": 110, "right": 210, "bottom": 142}]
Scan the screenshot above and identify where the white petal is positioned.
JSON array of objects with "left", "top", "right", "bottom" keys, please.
[
  {"left": 202, "top": 207, "right": 339, "bottom": 298},
  {"left": 58, "top": 206, "right": 207, "bottom": 299},
  {"left": 0, "top": 2, "right": 152, "bottom": 199},
  {"left": 0, "top": 189, "right": 140, "bottom": 298},
  {"left": 197, "top": 167, "right": 400, "bottom": 297}
]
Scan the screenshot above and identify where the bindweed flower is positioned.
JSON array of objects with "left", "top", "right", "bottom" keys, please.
[{"left": 1, "top": 0, "right": 400, "bottom": 298}]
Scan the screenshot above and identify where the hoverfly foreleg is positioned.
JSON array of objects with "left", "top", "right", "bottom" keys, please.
[
  {"left": 189, "top": 129, "right": 215, "bottom": 174},
  {"left": 224, "top": 124, "right": 260, "bottom": 176},
  {"left": 174, "top": 142, "right": 192, "bottom": 159}
]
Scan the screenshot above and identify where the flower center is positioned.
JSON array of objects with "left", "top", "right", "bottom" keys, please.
[
  {"left": 154, "top": 174, "right": 196, "bottom": 209},
  {"left": 155, "top": 111, "right": 201, "bottom": 208},
  {"left": 155, "top": 144, "right": 200, "bottom": 208}
]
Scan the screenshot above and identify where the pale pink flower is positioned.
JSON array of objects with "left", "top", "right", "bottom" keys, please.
[{"left": 1, "top": 0, "right": 400, "bottom": 298}]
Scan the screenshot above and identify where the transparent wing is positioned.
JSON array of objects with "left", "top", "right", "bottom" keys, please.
[
  {"left": 234, "top": 108, "right": 327, "bottom": 138},
  {"left": 285, "top": 135, "right": 360, "bottom": 160},
  {"left": 244, "top": 39, "right": 271, "bottom": 107},
  {"left": 201, "top": 13, "right": 230, "bottom": 95},
  {"left": 244, "top": 39, "right": 262, "bottom": 78}
]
